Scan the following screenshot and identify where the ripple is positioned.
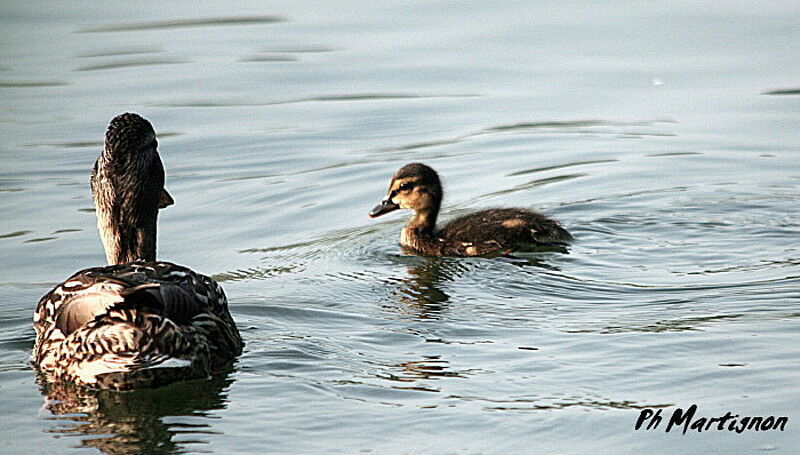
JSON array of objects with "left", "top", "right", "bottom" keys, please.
[
  {"left": 76, "top": 57, "right": 189, "bottom": 72},
  {"left": 486, "top": 120, "right": 611, "bottom": 131},
  {"left": 762, "top": 88, "right": 800, "bottom": 95},
  {"left": 23, "top": 237, "right": 57, "bottom": 243},
  {"left": 74, "top": 46, "right": 162, "bottom": 58},
  {"left": 474, "top": 173, "right": 586, "bottom": 200},
  {"left": 0, "top": 230, "right": 32, "bottom": 240},
  {"left": 507, "top": 159, "right": 618, "bottom": 177},
  {"left": 303, "top": 93, "right": 469, "bottom": 102},
  {"left": 0, "top": 281, "right": 60, "bottom": 289},
  {"left": 684, "top": 258, "right": 800, "bottom": 275},
  {"left": 239, "top": 225, "right": 382, "bottom": 258},
  {"left": 565, "top": 314, "right": 744, "bottom": 334},
  {"left": 0, "top": 80, "right": 68, "bottom": 88},
  {"left": 23, "top": 132, "right": 181, "bottom": 149},
  {"left": 478, "top": 397, "right": 673, "bottom": 412},
  {"left": 239, "top": 55, "right": 298, "bottom": 63},
  {"left": 155, "top": 92, "right": 476, "bottom": 108},
  {"left": 368, "top": 137, "right": 465, "bottom": 154},
  {"left": 261, "top": 45, "right": 336, "bottom": 54},
  {"left": 235, "top": 304, "right": 372, "bottom": 326},
  {"left": 647, "top": 151, "right": 702, "bottom": 157},
  {"left": 213, "top": 265, "right": 304, "bottom": 283},
  {"left": 51, "top": 228, "right": 82, "bottom": 235},
  {"left": 360, "top": 118, "right": 673, "bottom": 158},
  {"left": 483, "top": 119, "right": 676, "bottom": 137},
  {"left": 78, "top": 15, "right": 287, "bottom": 33}
]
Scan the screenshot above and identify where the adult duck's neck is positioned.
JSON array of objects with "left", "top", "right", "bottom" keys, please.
[
  {"left": 93, "top": 164, "right": 159, "bottom": 265},
  {"left": 97, "top": 212, "right": 158, "bottom": 265}
]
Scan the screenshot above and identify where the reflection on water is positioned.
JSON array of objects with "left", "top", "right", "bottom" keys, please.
[
  {"left": 39, "top": 373, "right": 235, "bottom": 455},
  {"left": 2, "top": 0, "right": 800, "bottom": 453},
  {"left": 376, "top": 356, "right": 472, "bottom": 393},
  {"left": 387, "top": 257, "right": 458, "bottom": 318},
  {"left": 565, "top": 313, "right": 744, "bottom": 334},
  {"left": 473, "top": 396, "right": 673, "bottom": 412},
  {"left": 386, "top": 253, "right": 566, "bottom": 320}
]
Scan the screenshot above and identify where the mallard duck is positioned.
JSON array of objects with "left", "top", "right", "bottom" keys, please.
[
  {"left": 33, "top": 113, "right": 243, "bottom": 390},
  {"left": 369, "top": 163, "right": 572, "bottom": 256}
]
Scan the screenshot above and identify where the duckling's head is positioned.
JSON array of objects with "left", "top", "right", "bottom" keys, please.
[
  {"left": 92, "top": 113, "right": 172, "bottom": 264},
  {"left": 369, "top": 163, "right": 443, "bottom": 218}
]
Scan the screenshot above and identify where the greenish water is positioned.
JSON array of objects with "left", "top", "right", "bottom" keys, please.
[{"left": 1, "top": 1, "right": 799, "bottom": 453}]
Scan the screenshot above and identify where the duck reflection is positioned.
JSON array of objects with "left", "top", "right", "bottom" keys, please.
[
  {"left": 376, "top": 355, "right": 472, "bottom": 393},
  {"left": 394, "top": 356, "right": 467, "bottom": 381},
  {"left": 38, "top": 371, "right": 235, "bottom": 455},
  {"left": 389, "top": 253, "right": 559, "bottom": 318},
  {"left": 389, "top": 256, "right": 465, "bottom": 318}
]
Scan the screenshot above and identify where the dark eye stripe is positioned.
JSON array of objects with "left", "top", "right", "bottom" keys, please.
[{"left": 389, "top": 181, "right": 416, "bottom": 199}]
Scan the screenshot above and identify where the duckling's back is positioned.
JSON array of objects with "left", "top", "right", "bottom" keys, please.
[{"left": 438, "top": 208, "right": 572, "bottom": 252}]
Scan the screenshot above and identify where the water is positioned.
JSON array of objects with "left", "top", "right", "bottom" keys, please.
[{"left": 1, "top": 1, "right": 799, "bottom": 453}]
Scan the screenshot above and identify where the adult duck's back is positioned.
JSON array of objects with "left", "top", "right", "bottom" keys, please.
[{"left": 34, "top": 261, "right": 242, "bottom": 389}]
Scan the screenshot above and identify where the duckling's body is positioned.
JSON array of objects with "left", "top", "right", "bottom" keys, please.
[
  {"left": 370, "top": 163, "right": 572, "bottom": 256},
  {"left": 33, "top": 113, "right": 242, "bottom": 390}
]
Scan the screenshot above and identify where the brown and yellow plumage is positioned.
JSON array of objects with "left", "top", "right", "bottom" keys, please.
[{"left": 370, "top": 163, "right": 572, "bottom": 257}]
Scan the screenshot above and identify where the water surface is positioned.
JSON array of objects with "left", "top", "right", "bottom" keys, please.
[{"left": 1, "top": 1, "right": 799, "bottom": 453}]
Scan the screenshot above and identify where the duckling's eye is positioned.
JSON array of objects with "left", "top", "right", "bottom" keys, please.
[{"left": 398, "top": 182, "right": 415, "bottom": 192}]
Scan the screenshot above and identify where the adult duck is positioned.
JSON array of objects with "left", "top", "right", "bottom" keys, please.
[{"left": 33, "top": 113, "right": 243, "bottom": 389}]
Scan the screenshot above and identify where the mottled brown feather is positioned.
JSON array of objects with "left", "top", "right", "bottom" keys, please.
[{"left": 33, "top": 113, "right": 242, "bottom": 390}]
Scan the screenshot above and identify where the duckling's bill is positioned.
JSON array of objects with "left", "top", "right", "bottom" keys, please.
[{"left": 369, "top": 195, "right": 399, "bottom": 218}]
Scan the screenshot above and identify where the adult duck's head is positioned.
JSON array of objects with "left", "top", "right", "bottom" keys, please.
[{"left": 92, "top": 113, "right": 174, "bottom": 265}]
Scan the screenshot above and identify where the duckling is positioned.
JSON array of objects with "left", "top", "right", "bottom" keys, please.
[
  {"left": 369, "top": 163, "right": 572, "bottom": 256},
  {"left": 33, "top": 113, "right": 243, "bottom": 390}
]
